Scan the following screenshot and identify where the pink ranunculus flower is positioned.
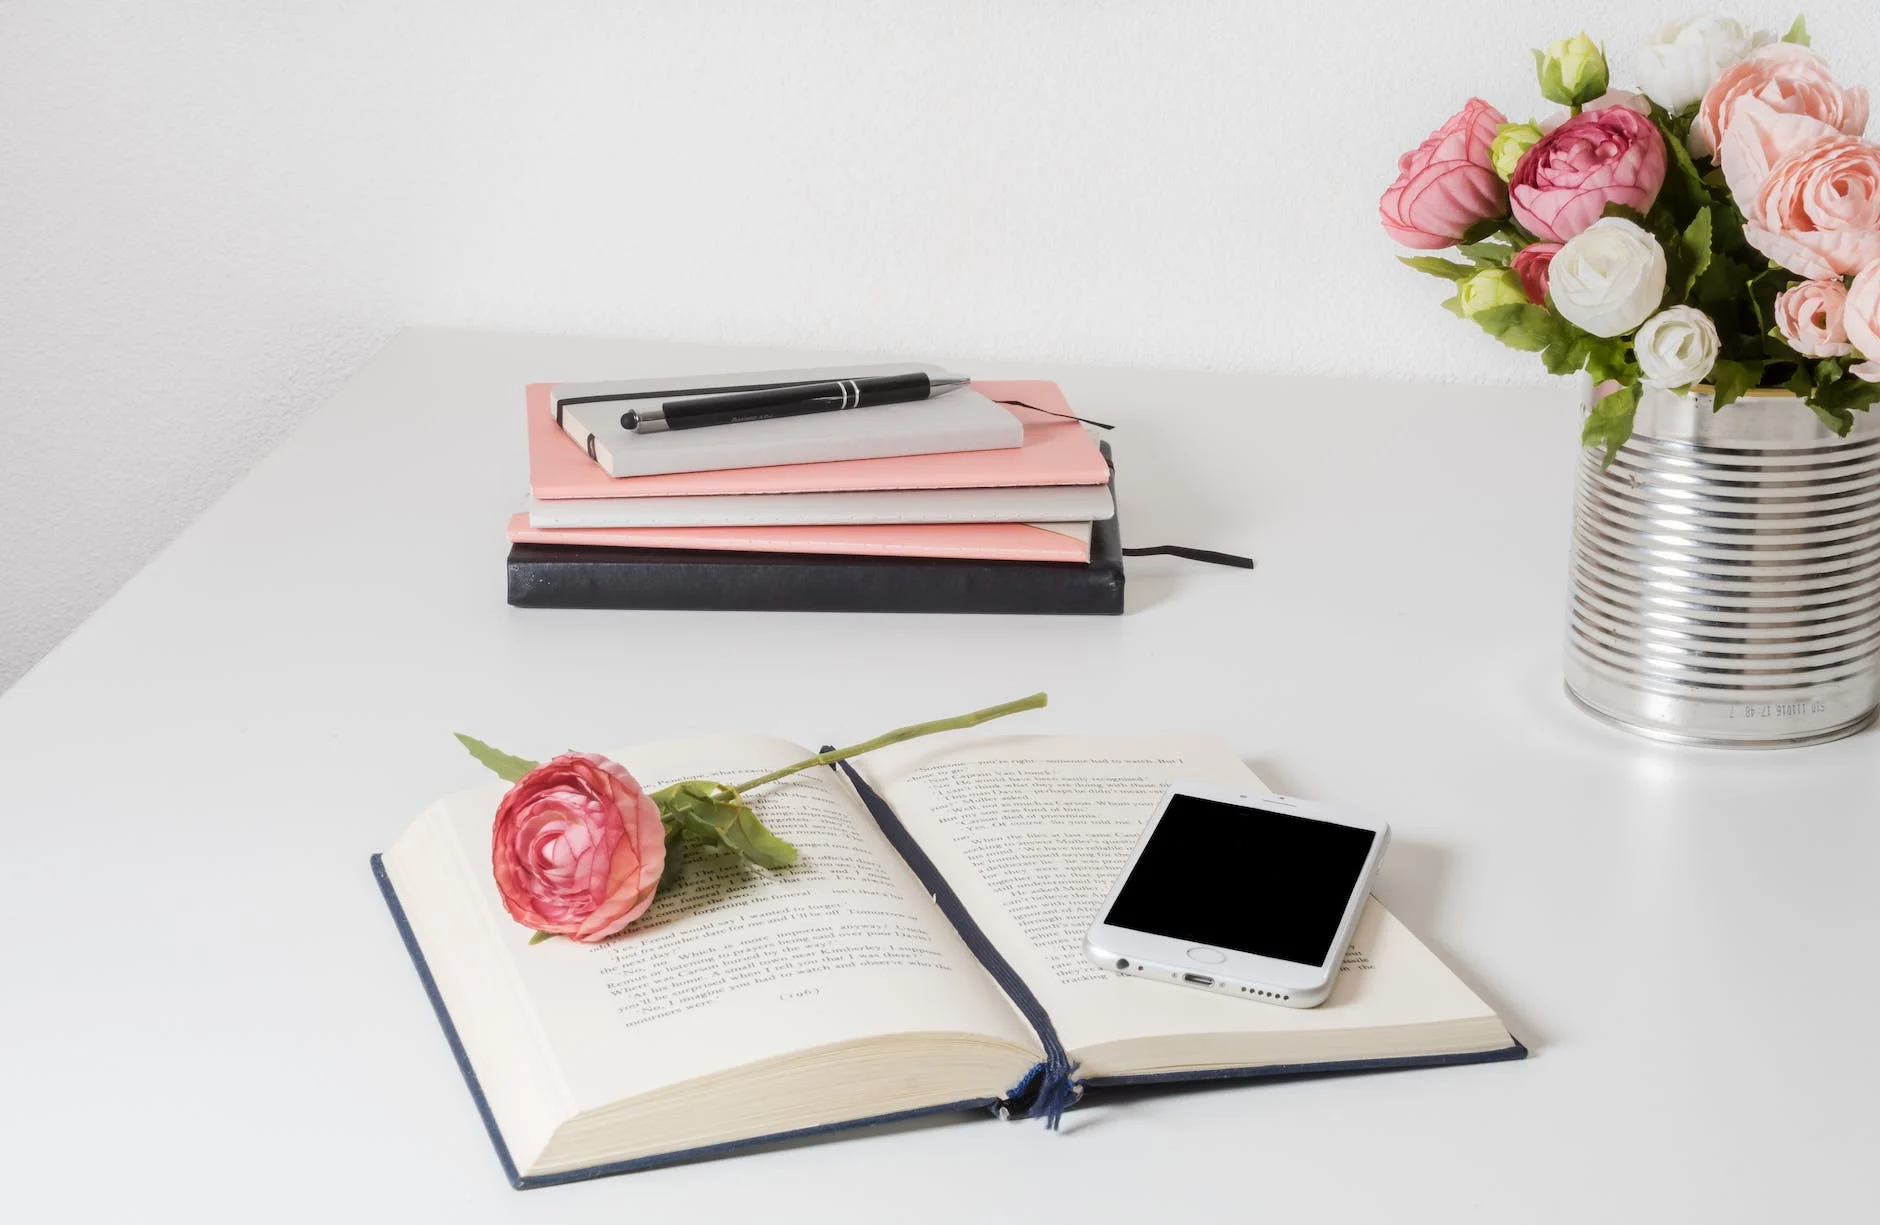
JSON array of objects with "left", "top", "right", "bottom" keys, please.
[
  {"left": 1775, "top": 279, "right": 1855, "bottom": 358},
  {"left": 1843, "top": 263, "right": 1880, "bottom": 382},
  {"left": 1510, "top": 242, "right": 1562, "bottom": 305},
  {"left": 1379, "top": 98, "right": 1508, "bottom": 249},
  {"left": 491, "top": 753, "right": 666, "bottom": 942},
  {"left": 1693, "top": 43, "right": 1869, "bottom": 159},
  {"left": 1730, "top": 112, "right": 1880, "bottom": 280},
  {"left": 1509, "top": 106, "right": 1667, "bottom": 243}
]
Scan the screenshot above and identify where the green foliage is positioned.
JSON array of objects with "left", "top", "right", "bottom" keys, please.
[
  {"left": 1458, "top": 217, "right": 1505, "bottom": 246},
  {"left": 1809, "top": 374, "right": 1880, "bottom": 435},
  {"left": 1582, "top": 383, "right": 1640, "bottom": 465},
  {"left": 1649, "top": 106, "right": 1713, "bottom": 219},
  {"left": 1399, "top": 256, "right": 1474, "bottom": 282},
  {"left": 660, "top": 822, "right": 686, "bottom": 888},
  {"left": 1708, "top": 359, "right": 1763, "bottom": 412},
  {"left": 1784, "top": 15, "right": 1810, "bottom": 46},
  {"left": 653, "top": 780, "right": 799, "bottom": 870},
  {"left": 528, "top": 930, "right": 557, "bottom": 945},
  {"left": 1472, "top": 303, "right": 1573, "bottom": 352},
  {"left": 1458, "top": 240, "right": 1516, "bottom": 266},
  {"left": 1673, "top": 208, "right": 1712, "bottom": 301},
  {"left": 453, "top": 733, "right": 539, "bottom": 782}
]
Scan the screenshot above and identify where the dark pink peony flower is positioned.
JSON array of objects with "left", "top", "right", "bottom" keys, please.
[{"left": 1509, "top": 106, "right": 1667, "bottom": 243}]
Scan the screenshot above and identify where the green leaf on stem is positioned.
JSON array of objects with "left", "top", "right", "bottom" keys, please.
[
  {"left": 660, "top": 821, "right": 686, "bottom": 888},
  {"left": 1399, "top": 256, "right": 1475, "bottom": 282},
  {"left": 1582, "top": 382, "right": 1640, "bottom": 464},
  {"left": 1784, "top": 15, "right": 1810, "bottom": 46},
  {"left": 1472, "top": 303, "right": 1573, "bottom": 352},
  {"left": 1675, "top": 208, "right": 1712, "bottom": 300},
  {"left": 1650, "top": 106, "right": 1713, "bottom": 217},
  {"left": 1810, "top": 372, "right": 1880, "bottom": 434},
  {"left": 1708, "top": 359, "right": 1763, "bottom": 412},
  {"left": 1541, "top": 335, "right": 1589, "bottom": 376},
  {"left": 1581, "top": 337, "right": 1635, "bottom": 385},
  {"left": 1459, "top": 240, "right": 1516, "bottom": 267},
  {"left": 654, "top": 781, "right": 798, "bottom": 870},
  {"left": 453, "top": 733, "right": 540, "bottom": 782},
  {"left": 528, "top": 930, "right": 557, "bottom": 945},
  {"left": 1810, "top": 401, "right": 1856, "bottom": 435},
  {"left": 1440, "top": 295, "right": 1465, "bottom": 317},
  {"left": 1458, "top": 217, "right": 1506, "bottom": 246}
]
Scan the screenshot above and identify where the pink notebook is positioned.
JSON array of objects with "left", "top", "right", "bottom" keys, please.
[
  {"left": 527, "top": 380, "right": 1109, "bottom": 500},
  {"left": 506, "top": 513, "right": 1093, "bottom": 563}
]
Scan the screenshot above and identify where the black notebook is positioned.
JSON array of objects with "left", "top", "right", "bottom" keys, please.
[
  {"left": 375, "top": 731, "right": 1523, "bottom": 1188},
  {"left": 507, "top": 448, "right": 1125, "bottom": 614}
]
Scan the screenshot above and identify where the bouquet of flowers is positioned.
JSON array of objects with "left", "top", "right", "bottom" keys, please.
[{"left": 1381, "top": 16, "right": 1879, "bottom": 457}]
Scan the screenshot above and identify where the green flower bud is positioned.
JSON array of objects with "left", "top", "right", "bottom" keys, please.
[
  {"left": 1534, "top": 33, "right": 1609, "bottom": 107},
  {"left": 1458, "top": 268, "right": 1529, "bottom": 319},
  {"left": 1489, "top": 122, "right": 1545, "bottom": 180}
]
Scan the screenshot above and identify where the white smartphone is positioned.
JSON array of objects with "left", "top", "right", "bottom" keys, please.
[{"left": 1084, "top": 782, "right": 1390, "bottom": 1008}]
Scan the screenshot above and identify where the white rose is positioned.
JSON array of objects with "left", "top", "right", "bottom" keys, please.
[
  {"left": 1549, "top": 218, "right": 1668, "bottom": 338},
  {"left": 1634, "top": 16, "right": 1772, "bottom": 113},
  {"left": 1635, "top": 306, "right": 1721, "bottom": 388}
]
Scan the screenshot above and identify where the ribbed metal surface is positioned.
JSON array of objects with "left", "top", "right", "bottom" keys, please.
[{"left": 1564, "top": 385, "right": 1880, "bottom": 747}]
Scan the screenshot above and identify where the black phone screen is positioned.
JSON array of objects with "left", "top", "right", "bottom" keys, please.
[{"left": 1103, "top": 794, "right": 1376, "bottom": 967}]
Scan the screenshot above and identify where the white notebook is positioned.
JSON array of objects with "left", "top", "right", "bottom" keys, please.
[
  {"left": 526, "top": 483, "right": 1117, "bottom": 529},
  {"left": 555, "top": 364, "right": 1024, "bottom": 478}
]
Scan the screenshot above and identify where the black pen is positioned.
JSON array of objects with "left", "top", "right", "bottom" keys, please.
[{"left": 621, "top": 373, "right": 970, "bottom": 433}]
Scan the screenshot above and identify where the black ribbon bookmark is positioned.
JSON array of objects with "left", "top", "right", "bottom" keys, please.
[
  {"left": 1122, "top": 545, "right": 1256, "bottom": 570},
  {"left": 993, "top": 398, "right": 1115, "bottom": 431}
]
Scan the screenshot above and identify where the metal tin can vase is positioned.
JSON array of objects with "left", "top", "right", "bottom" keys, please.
[{"left": 1565, "top": 383, "right": 1880, "bottom": 748}]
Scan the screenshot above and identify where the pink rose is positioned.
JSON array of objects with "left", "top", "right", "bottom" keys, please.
[
  {"left": 1509, "top": 106, "right": 1667, "bottom": 243},
  {"left": 1379, "top": 98, "right": 1508, "bottom": 249},
  {"left": 1722, "top": 102, "right": 1880, "bottom": 279},
  {"left": 1510, "top": 242, "right": 1562, "bottom": 305},
  {"left": 1694, "top": 43, "right": 1869, "bottom": 159},
  {"left": 1775, "top": 278, "right": 1855, "bottom": 357},
  {"left": 1843, "top": 263, "right": 1880, "bottom": 382},
  {"left": 491, "top": 753, "right": 666, "bottom": 942}
]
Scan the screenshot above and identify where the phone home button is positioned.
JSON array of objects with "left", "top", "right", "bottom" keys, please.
[{"left": 1186, "top": 946, "right": 1228, "bottom": 965}]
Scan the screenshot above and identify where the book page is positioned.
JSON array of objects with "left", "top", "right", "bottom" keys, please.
[
  {"left": 859, "top": 734, "right": 1500, "bottom": 1068},
  {"left": 397, "top": 735, "right": 1038, "bottom": 1117}
]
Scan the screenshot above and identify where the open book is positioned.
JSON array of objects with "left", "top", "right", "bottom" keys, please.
[{"left": 375, "top": 733, "right": 1522, "bottom": 1188}]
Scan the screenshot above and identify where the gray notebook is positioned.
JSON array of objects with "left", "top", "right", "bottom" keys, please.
[{"left": 555, "top": 364, "right": 1023, "bottom": 478}]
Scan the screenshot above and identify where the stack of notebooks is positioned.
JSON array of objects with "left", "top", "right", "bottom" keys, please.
[{"left": 506, "top": 364, "right": 1125, "bottom": 613}]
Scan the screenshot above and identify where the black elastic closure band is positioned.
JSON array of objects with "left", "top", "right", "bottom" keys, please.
[
  {"left": 1122, "top": 545, "right": 1256, "bottom": 570},
  {"left": 586, "top": 434, "right": 598, "bottom": 461}
]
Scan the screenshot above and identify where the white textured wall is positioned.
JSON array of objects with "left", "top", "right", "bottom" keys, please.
[{"left": 3, "top": 2, "right": 1877, "bottom": 690}]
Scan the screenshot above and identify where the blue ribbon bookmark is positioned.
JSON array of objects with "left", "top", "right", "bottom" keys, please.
[{"left": 831, "top": 756, "right": 1082, "bottom": 1128}]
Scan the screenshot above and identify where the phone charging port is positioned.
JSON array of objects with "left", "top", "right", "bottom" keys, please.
[{"left": 1182, "top": 973, "right": 1214, "bottom": 986}]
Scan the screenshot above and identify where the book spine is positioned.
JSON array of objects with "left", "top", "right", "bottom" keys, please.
[{"left": 505, "top": 549, "right": 1124, "bottom": 614}]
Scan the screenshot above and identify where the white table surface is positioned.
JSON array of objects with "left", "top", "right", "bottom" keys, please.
[{"left": 3, "top": 328, "right": 1875, "bottom": 1222}]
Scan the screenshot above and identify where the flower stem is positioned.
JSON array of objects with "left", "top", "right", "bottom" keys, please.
[{"left": 720, "top": 692, "right": 1048, "bottom": 798}]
